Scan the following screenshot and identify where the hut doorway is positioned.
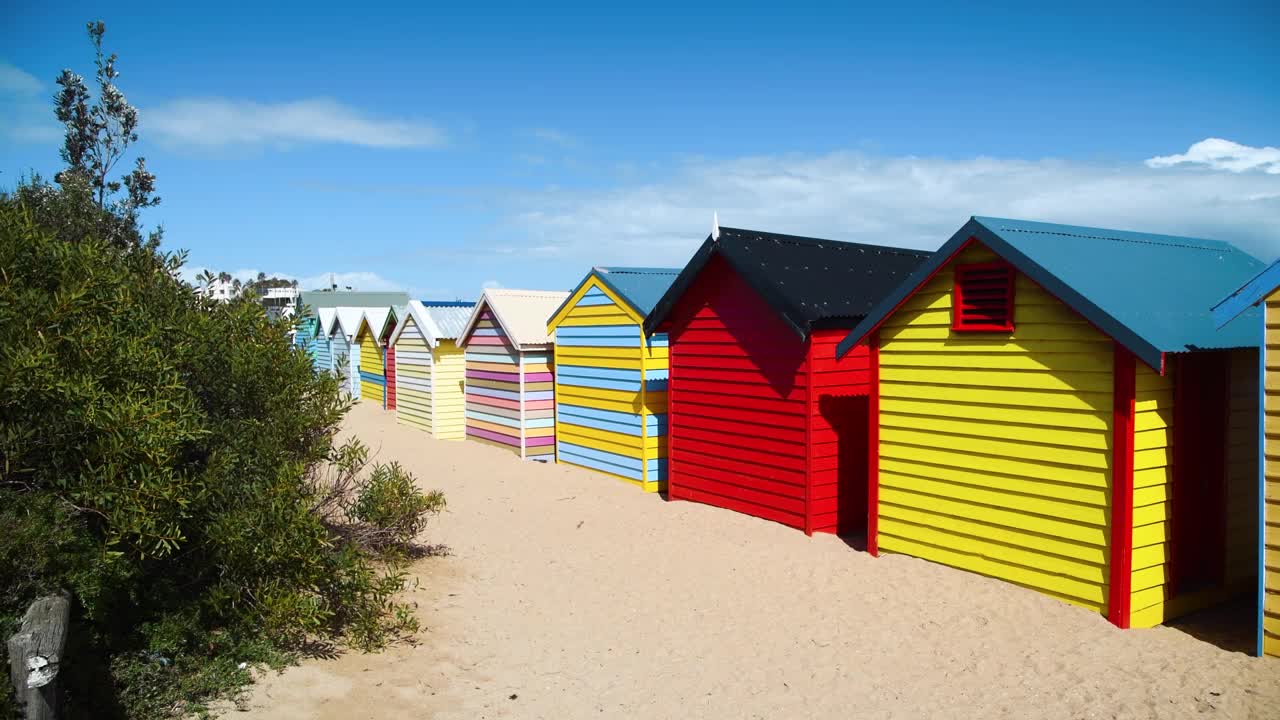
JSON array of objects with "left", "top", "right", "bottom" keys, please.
[
  {"left": 818, "top": 393, "right": 870, "bottom": 537},
  {"left": 1170, "top": 353, "right": 1230, "bottom": 594}
]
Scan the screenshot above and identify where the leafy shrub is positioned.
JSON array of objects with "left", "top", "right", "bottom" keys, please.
[
  {"left": 0, "top": 198, "right": 443, "bottom": 717},
  {"left": 353, "top": 462, "right": 447, "bottom": 545}
]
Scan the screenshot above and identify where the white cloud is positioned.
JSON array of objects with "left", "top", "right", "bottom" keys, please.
[
  {"left": 504, "top": 144, "right": 1280, "bottom": 267},
  {"left": 0, "top": 61, "right": 43, "bottom": 94},
  {"left": 0, "top": 61, "right": 60, "bottom": 144},
  {"left": 1146, "top": 138, "right": 1280, "bottom": 174},
  {"left": 481, "top": 279, "right": 503, "bottom": 289},
  {"left": 145, "top": 97, "right": 446, "bottom": 149}
]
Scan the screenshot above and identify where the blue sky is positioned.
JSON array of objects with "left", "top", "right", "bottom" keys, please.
[{"left": 2, "top": 2, "right": 1278, "bottom": 298}]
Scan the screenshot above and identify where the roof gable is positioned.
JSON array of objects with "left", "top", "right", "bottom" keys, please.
[
  {"left": 460, "top": 289, "right": 570, "bottom": 349},
  {"left": 378, "top": 306, "right": 404, "bottom": 340},
  {"left": 317, "top": 308, "right": 338, "bottom": 338},
  {"left": 644, "top": 227, "right": 931, "bottom": 338},
  {"left": 389, "top": 300, "right": 475, "bottom": 347},
  {"left": 835, "top": 217, "right": 1265, "bottom": 369},
  {"left": 354, "top": 307, "right": 391, "bottom": 343},
  {"left": 332, "top": 307, "right": 365, "bottom": 340},
  {"left": 548, "top": 267, "right": 680, "bottom": 330}
]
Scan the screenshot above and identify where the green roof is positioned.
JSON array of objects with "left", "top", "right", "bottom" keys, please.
[{"left": 299, "top": 290, "right": 410, "bottom": 316}]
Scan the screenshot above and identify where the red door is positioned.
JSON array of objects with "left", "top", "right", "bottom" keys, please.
[{"left": 1170, "top": 353, "right": 1229, "bottom": 594}]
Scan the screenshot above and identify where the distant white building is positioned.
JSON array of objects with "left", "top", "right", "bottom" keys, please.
[
  {"left": 262, "top": 286, "right": 301, "bottom": 320},
  {"left": 195, "top": 278, "right": 239, "bottom": 303}
]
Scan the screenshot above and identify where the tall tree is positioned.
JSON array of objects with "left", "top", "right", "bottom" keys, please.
[{"left": 50, "top": 21, "right": 159, "bottom": 248}]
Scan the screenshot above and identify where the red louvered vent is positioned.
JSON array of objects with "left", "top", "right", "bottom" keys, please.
[{"left": 952, "top": 262, "right": 1015, "bottom": 332}]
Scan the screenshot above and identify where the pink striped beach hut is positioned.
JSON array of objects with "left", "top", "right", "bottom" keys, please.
[{"left": 458, "top": 288, "right": 569, "bottom": 460}]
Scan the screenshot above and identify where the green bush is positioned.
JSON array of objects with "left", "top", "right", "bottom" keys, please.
[
  {"left": 353, "top": 462, "right": 448, "bottom": 545},
  {"left": 0, "top": 198, "right": 444, "bottom": 718}
]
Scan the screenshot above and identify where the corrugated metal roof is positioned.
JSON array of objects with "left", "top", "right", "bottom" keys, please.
[
  {"left": 300, "top": 290, "right": 410, "bottom": 311},
  {"left": 548, "top": 267, "right": 680, "bottom": 328},
  {"left": 595, "top": 267, "right": 681, "bottom": 316},
  {"left": 836, "top": 216, "right": 1266, "bottom": 369},
  {"left": 1212, "top": 257, "right": 1280, "bottom": 329},
  {"left": 421, "top": 301, "right": 475, "bottom": 341},
  {"left": 645, "top": 227, "right": 932, "bottom": 339},
  {"left": 461, "top": 289, "right": 570, "bottom": 349}
]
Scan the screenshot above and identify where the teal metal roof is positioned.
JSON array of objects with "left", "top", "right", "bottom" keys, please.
[
  {"left": 594, "top": 267, "right": 680, "bottom": 316},
  {"left": 836, "top": 216, "right": 1266, "bottom": 370},
  {"left": 1212, "top": 257, "right": 1280, "bottom": 329},
  {"left": 551, "top": 266, "right": 680, "bottom": 324}
]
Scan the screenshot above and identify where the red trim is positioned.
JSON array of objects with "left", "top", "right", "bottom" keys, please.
[
  {"left": 664, "top": 320, "right": 678, "bottom": 502},
  {"left": 867, "top": 331, "right": 880, "bottom": 557},
  {"left": 1108, "top": 344, "right": 1136, "bottom": 628},
  {"left": 803, "top": 340, "right": 814, "bottom": 536},
  {"left": 951, "top": 261, "right": 1016, "bottom": 332}
]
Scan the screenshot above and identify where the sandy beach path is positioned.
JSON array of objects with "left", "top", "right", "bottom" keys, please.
[{"left": 236, "top": 402, "right": 1280, "bottom": 719}]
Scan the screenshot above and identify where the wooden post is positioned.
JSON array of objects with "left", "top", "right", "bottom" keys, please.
[{"left": 7, "top": 592, "right": 71, "bottom": 720}]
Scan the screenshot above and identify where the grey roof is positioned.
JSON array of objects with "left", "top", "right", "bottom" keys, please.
[
  {"left": 422, "top": 302, "right": 474, "bottom": 340},
  {"left": 388, "top": 300, "right": 477, "bottom": 348}
]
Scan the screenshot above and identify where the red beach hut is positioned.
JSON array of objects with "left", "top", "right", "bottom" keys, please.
[{"left": 644, "top": 226, "right": 929, "bottom": 535}]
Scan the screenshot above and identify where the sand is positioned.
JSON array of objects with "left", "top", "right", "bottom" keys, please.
[{"left": 234, "top": 403, "right": 1280, "bottom": 719}]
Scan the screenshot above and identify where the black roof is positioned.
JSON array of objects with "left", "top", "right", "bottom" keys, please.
[{"left": 644, "top": 227, "right": 932, "bottom": 339}]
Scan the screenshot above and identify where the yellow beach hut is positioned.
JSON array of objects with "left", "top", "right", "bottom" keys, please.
[
  {"left": 836, "top": 217, "right": 1264, "bottom": 630},
  {"left": 1213, "top": 260, "right": 1280, "bottom": 658},
  {"left": 353, "top": 307, "right": 392, "bottom": 407},
  {"left": 545, "top": 267, "right": 679, "bottom": 492},
  {"left": 459, "top": 289, "right": 570, "bottom": 460},
  {"left": 388, "top": 300, "right": 475, "bottom": 439}
]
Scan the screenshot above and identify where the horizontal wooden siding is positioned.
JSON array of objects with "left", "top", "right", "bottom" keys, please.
[
  {"left": 876, "top": 243, "right": 1115, "bottom": 615},
  {"left": 394, "top": 317, "right": 433, "bottom": 434},
  {"left": 554, "top": 280, "right": 666, "bottom": 490},
  {"left": 358, "top": 329, "right": 384, "bottom": 405},
  {"left": 1267, "top": 291, "right": 1280, "bottom": 658},
  {"left": 465, "top": 310, "right": 524, "bottom": 455},
  {"left": 667, "top": 254, "right": 809, "bottom": 530},
  {"left": 432, "top": 340, "right": 467, "bottom": 440}
]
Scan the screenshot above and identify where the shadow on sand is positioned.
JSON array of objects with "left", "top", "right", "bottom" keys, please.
[{"left": 1165, "top": 594, "right": 1257, "bottom": 655}]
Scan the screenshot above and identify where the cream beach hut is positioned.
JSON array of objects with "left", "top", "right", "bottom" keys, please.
[{"left": 388, "top": 300, "right": 475, "bottom": 439}]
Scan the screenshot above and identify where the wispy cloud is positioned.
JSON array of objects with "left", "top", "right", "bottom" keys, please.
[
  {"left": 145, "top": 98, "right": 446, "bottom": 149},
  {"left": 1146, "top": 138, "right": 1280, "bottom": 175},
  {"left": 0, "top": 61, "right": 61, "bottom": 144},
  {"left": 503, "top": 141, "right": 1280, "bottom": 268},
  {"left": 527, "top": 127, "right": 579, "bottom": 147},
  {"left": 0, "top": 62, "right": 43, "bottom": 94}
]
